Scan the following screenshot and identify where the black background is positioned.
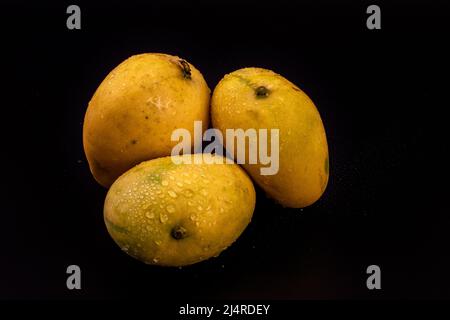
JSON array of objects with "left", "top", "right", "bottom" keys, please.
[{"left": 2, "top": 0, "right": 450, "bottom": 300}]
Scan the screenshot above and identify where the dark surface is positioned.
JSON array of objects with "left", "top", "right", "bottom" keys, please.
[{"left": 2, "top": 0, "right": 449, "bottom": 299}]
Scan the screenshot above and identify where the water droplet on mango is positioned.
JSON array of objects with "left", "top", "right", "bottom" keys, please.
[
  {"left": 168, "top": 190, "right": 177, "bottom": 198},
  {"left": 160, "top": 212, "right": 169, "bottom": 223},
  {"left": 165, "top": 205, "right": 175, "bottom": 214}
]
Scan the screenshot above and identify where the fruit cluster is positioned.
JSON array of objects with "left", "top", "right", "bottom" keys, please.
[{"left": 83, "top": 53, "right": 329, "bottom": 266}]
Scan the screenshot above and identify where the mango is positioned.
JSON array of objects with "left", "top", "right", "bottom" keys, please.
[
  {"left": 211, "top": 67, "right": 329, "bottom": 208},
  {"left": 83, "top": 53, "right": 210, "bottom": 187}
]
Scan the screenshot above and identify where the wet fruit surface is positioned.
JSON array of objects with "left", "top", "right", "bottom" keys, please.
[{"left": 104, "top": 154, "right": 256, "bottom": 266}]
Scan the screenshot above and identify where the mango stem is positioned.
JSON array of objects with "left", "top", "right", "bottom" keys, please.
[
  {"left": 255, "top": 86, "right": 270, "bottom": 98},
  {"left": 179, "top": 59, "right": 192, "bottom": 79},
  {"left": 171, "top": 225, "right": 187, "bottom": 240}
]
